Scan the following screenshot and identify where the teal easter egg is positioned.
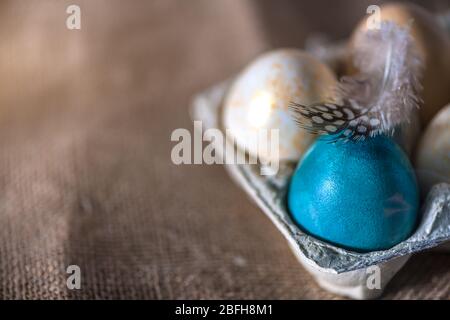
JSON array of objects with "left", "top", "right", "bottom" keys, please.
[{"left": 288, "top": 135, "right": 419, "bottom": 252}]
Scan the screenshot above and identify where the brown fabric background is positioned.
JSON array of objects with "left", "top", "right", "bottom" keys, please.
[{"left": 0, "top": 0, "right": 449, "bottom": 299}]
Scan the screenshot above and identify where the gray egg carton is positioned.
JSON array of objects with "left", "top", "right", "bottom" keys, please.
[{"left": 190, "top": 78, "right": 450, "bottom": 299}]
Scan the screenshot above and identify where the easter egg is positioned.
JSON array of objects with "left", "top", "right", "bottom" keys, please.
[
  {"left": 223, "top": 49, "right": 337, "bottom": 163},
  {"left": 415, "top": 104, "right": 450, "bottom": 195},
  {"left": 288, "top": 135, "right": 419, "bottom": 252},
  {"left": 347, "top": 3, "right": 450, "bottom": 126}
]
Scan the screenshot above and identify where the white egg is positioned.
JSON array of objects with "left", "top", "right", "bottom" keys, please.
[
  {"left": 223, "top": 49, "right": 336, "bottom": 163},
  {"left": 415, "top": 104, "right": 450, "bottom": 195}
]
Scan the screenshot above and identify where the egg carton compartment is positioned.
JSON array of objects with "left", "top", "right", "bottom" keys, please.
[{"left": 190, "top": 79, "right": 450, "bottom": 300}]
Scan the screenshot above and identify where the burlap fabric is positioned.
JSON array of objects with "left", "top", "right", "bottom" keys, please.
[{"left": 0, "top": 0, "right": 448, "bottom": 299}]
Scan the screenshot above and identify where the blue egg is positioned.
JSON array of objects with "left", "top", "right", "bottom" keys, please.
[{"left": 288, "top": 135, "right": 419, "bottom": 252}]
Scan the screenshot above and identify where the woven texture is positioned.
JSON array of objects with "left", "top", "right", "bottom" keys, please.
[{"left": 0, "top": 0, "right": 449, "bottom": 299}]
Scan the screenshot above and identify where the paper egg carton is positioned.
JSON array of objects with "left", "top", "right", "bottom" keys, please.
[{"left": 190, "top": 15, "right": 450, "bottom": 300}]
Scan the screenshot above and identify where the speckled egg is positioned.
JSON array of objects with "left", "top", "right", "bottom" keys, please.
[
  {"left": 288, "top": 135, "right": 419, "bottom": 252},
  {"left": 223, "top": 49, "right": 337, "bottom": 163},
  {"left": 347, "top": 3, "right": 450, "bottom": 126},
  {"left": 415, "top": 104, "right": 450, "bottom": 195}
]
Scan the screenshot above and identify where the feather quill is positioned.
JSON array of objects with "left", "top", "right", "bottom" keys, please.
[{"left": 291, "top": 21, "right": 423, "bottom": 141}]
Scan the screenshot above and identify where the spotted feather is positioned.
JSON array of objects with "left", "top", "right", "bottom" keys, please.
[{"left": 290, "top": 21, "right": 422, "bottom": 142}]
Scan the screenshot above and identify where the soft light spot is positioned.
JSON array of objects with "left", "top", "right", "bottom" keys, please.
[{"left": 247, "top": 91, "right": 273, "bottom": 128}]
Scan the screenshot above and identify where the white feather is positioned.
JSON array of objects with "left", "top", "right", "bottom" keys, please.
[{"left": 291, "top": 21, "right": 423, "bottom": 141}]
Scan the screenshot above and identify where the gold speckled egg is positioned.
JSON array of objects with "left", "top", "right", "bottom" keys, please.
[
  {"left": 415, "top": 104, "right": 450, "bottom": 195},
  {"left": 347, "top": 3, "right": 450, "bottom": 127},
  {"left": 223, "top": 49, "right": 337, "bottom": 163}
]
